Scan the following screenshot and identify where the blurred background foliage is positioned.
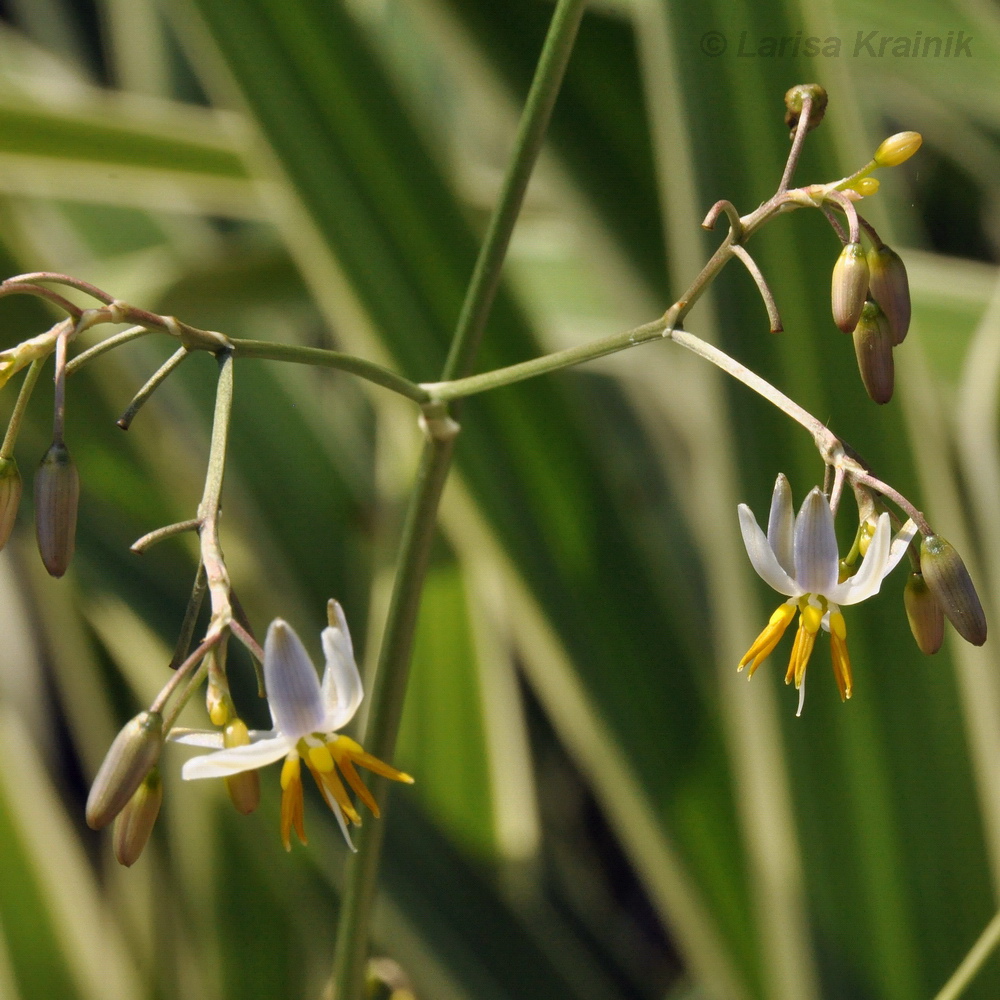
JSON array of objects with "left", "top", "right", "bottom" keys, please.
[{"left": 0, "top": 0, "right": 998, "bottom": 998}]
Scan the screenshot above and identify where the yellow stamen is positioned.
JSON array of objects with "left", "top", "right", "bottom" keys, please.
[
  {"left": 331, "top": 735, "right": 414, "bottom": 785},
  {"left": 279, "top": 755, "right": 306, "bottom": 851},
  {"left": 785, "top": 606, "right": 821, "bottom": 689},
  {"left": 306, "top": 758, "right": 362, "bottom": 826},
  {"left": 307, "top": 744, "right": 334, "bottom": 773},
  {"left": 739, "top": 603, "right": 797, "bottom": 676},
  {"left": 829, "top": 612, "right": 852, "bottom": 701},
  {"left": 331, "top": 745, "right": 381, "bottom": 818}
]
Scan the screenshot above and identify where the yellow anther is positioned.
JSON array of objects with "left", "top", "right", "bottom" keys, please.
[
  {"left": 801, "top": 604, "right": 823, "bottom": 633},
  {"left": 209, "top": 701, "right": 229, "bottom": 728},
  {"left": 308, "top": 744, "right": 334, "bottom": 773},
  {"left": 280, "top": 754, "right": 301, "bottom": 791},
  {"left": 739, "top": 604, "right": 796, "bottom": 676},
  {"left": 829, "top": 611, "right": 847, "bottom": 640}
]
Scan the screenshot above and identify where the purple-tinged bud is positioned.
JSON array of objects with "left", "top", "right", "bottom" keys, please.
[
  {"left": 867, "top": 245, "right": 911, "bottom": 344},
  {"left": 0, "top": 457, "right": 22, "bottom": 550},
  {"left": 113, "top": 768, "right": 162, "bottom": 867},
  {"left": 86, "top": 711, "right": 163, "bottom": 830},
  {"left": 873, "top": 131, "right": 922, "bottom": 168},
  {"left": 852, "top": 300, "right": 895, "bottom": 404},
  {"left": 904, "top": 572, "right": 945, "bottom": 655},
  {"left": 920, "top": 535, "right": 987, "bottom": 646},
  {"left": 832, "top": 242, "right": 869, "bottom": 333},
  {"left": 223, "top": 719, "right": 260, "bottom": 815},
  {"left": 34, "top": 441, "right": 79, "bottom": 577}
]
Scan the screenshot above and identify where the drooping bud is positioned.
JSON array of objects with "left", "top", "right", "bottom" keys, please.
[
  {"left": 783, "top": 84, "right": 828, "bottom": 135},
  {"left": 867, "top": 245, "right": 911, "bottom": 344},
  {"left": 904, "top": 572, "right": 945, "bottom": 655},
  {"left": 86, "top": 710, "right": 163, "bottom": 830},
  {"left": 852, "top": 300, "right": 895, "bottom": 404},
  {"left": 832, "top": 242, "right": 869, "bottom": 333},
  {"left": 873, "top": 131, "right": 922, "bottom": 168},
  {"left": 919, "top": 535, "right": 987, "bottom": 646},
  {"left": 113, "top": 768, "right": 163, "bottom": 867},
  {"left": 0, "top": 457, "right": 22, "bottom": 550},
  {"left": 223, "top": 719, "right": 260, "bottom": 815},
  {"left": 34, "top": 441, "right": 79, "bottom": 577}
]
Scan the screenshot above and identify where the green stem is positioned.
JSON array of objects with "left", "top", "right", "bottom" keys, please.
[
  {"left": 328, "top": 2, "right": 587, "bottom": 997},
  {"left": 66, "top": 326, "right": 153, "bottom": 376},
  {"left": 441, "top": 0, "right": 586, "bottom": 382},
  {"left": 933, "top": 910, "right": 1000, "bottom": 1000},
  {"left": 198, "top": 352, "right": 235, "bottom": 640},
  {"left": 1, "top": 359, "right": 46, "bottom": 459},
  {"left": 230, "top": 339, "right": 429, "bottom": 404},
  {"left": 117, "top": 347, "right": 190, "bottom": 430},
  {"left": 425, "top": 317, "right": 668, "bottom": 400}
]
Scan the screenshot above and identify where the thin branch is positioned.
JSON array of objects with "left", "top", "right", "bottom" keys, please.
[
  {"left": 5, "top": 272, "right": 116, "bottom": 304},
  {"left": 117, "top": 348, "right": 190, "bottom": 430},
  {"left": 230, "top": 338, "right": 429, "bottom": 403},
  {"left": 778, "top": 93, "right": 813, "bottom": 193},
  {"left": 130, "top": 519, "right": 201, "bottom": 554},
  {"left": 0, "top": 282, "right": 84, "bottom": 317},
  {"left": 66, "top": 326, "right": 153, "bottom": 375},
  {"left": 731, "top": 245, "right": 783, "bottom": 332},
  {"left": 1, "top": 359, "right": 46, "bottom": 459}
]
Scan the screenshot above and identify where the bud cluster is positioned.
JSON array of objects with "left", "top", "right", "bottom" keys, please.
[{"left": 830, "top": 238, "right": 912, "bottom": 404}]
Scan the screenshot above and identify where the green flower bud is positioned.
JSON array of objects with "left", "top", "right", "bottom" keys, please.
[
  {"left": 852, "top": 300, "right": 894, "bottom": 404},
  {"left": 783, "top": 84, "right": 828, "bottom": 134},
  {"left": 113, "top": 768, "right": 162, "bottom": 867},
  {"left": 86, "top": 710, "right": 163, "bottom": 830},
  {"left": 34, "top": 441, "right": 79, "bottom": 578},
  {"left": 223, "top": 719, "right": 260, "bottom": 815},
  {"left": 873, "top": 131, "right": 922, "bottom": 168},
  {"left": 0, "top": 457, "right": 22, "bottom": 551},
  {"left": 867, "top": 245, "right": 911, "bottom": 344},
  {"left": 832, "top": 242, "right": 869, "bottom": 333},
  {"left": 904, "top": 572, "right": 945, "bottom": 655},
  {"left": 919, "top": 535, "right": 987, "bottom": 646}
]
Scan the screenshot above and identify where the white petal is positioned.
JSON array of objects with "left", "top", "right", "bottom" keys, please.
[
  {"left": 181, "top": 735, "right": 294, "bottom": 780},
  {"left": 169, "top": 728, "right": 225, "bottom": 749},
  {"left": 264, "top": 619, "right": 327, "bottom": 739},
  {"left": 886, "top": 519, "right": 918, "bottom": 574},
  {"left": 793, "top": 489, "right": 839, "bottom": 595},
  {"left": 834, "top": 513, "right": 892, "bottom": 605},
  {"left": 313, "top": 771, "right": 357, "bottom": 852},
  {"left": 321, "top": 602, "right": 364, "bottom": 732},
  {"left": 739, "top": 504, "right": 801, "bottom": 596},
  {"left": 767, "top": 474, "right": 795, "bottom": 575}
]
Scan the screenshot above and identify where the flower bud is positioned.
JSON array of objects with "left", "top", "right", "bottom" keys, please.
[
  {"left": 783, "top": 84, "right": 828, "bottom": 134},
  {"left": 873, "top": 131, "right": 922, "bottom": 168},
  {"left": 34, "top": 441, "right": 79, "bottom": 577},
  {"left": 0, "top": 457, "right": 22, "bottom": 550},
  {"left": 919, "top": 535, "right": 987, "bottom": 646},
  {"left": 867, "top": 245, "right": 911, "bottom": 344},
  {"left": 832, "top": 242, "right": 869, "bottom": 333},
  {"left": 86, "top": 710, "right": 163, "bottom": 830},
  {"left": 113, "top": 768, "right": 162, "bottom": 867},
  {"left": 852, "top": 300, "right": 895, "bottom": 404},
  {"left": 223, "top": 719, "right": 260, "bottom": 815},
  {"left": 904, "top": 573, "right": 945, "bottom": 655},
  {"left": 851, "top": 177, "right": 880, "bottom": 197}
]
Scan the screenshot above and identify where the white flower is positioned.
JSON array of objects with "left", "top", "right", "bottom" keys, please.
[
  {"left": 171, "top": 601, "right": 412, "bottom": 850},
  {"left": 738, "top": 474, "right": 917, "bottom": 715}
]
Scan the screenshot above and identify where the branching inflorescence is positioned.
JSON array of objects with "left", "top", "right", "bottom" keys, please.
[{"left": 0, "top": 76, "right": 988, "bottom": 999}]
